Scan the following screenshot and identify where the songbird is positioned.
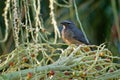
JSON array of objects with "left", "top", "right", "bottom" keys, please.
[{"left": 60, "top": 20, "right": 89, "bottom": 45}]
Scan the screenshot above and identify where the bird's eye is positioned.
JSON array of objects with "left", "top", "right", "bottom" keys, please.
[{"left": 66, "top": 23, "right": 70, "bottom": 25}]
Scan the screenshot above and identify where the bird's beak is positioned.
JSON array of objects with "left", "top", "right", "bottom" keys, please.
[{"left": 60, "top": 22, "right": 66, "bottom": 29}]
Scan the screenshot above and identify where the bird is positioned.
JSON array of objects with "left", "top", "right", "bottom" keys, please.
[{"left": 60, "top": 20, "right": 89, "bottom": 45}]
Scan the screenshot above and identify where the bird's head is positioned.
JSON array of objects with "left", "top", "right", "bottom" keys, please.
[{"left": 60, "top": 20, "right": 74, "bottom": 29}]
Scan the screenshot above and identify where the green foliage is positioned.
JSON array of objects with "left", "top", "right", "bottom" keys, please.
[
  {"left": 0, "top": 0, "right": 120, "bottom": 79},
  {"left": 0, "top": 43, "right": 120, "bottom": 79}
]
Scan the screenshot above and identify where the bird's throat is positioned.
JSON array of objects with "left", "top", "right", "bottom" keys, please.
[{"left": 63, "top": 25, "right": 66, "bottom": 29}]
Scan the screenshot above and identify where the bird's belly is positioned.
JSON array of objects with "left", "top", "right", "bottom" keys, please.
[
  {"left": 62, "top": 29, "right": 82, "bottom": 45},
  {"left": 62, "top": 29, "right": 71, "bottom": 44}
]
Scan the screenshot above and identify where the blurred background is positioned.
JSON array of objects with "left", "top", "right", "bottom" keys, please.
[{"left": 0, "top": 0, "right": 120, "bottom": 56}]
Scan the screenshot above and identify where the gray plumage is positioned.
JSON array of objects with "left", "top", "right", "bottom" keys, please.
[{"left": 60, "top": 20, "right": 89, "bottom": 45}]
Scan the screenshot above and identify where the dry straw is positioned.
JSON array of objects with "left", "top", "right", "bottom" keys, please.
[{"left": 0, "top": 0, "right": 120, "bottom": 80}]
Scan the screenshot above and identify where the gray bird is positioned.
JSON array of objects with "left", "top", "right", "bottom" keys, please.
[{"left": 60, "top": 20, "right": 89, "bottom": 45}]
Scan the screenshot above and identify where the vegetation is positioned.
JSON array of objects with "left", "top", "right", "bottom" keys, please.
[{"left": 0, "top": 0, "right": 120, "bottom": 80}]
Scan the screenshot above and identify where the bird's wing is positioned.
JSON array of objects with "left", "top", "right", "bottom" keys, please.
[{"left": 72, "top": 27, "right": 89, "bottom": 45}]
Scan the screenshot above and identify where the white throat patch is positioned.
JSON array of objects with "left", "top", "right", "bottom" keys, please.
[{"left": 63, "top": 25, "right": 66, "bottom": 29}]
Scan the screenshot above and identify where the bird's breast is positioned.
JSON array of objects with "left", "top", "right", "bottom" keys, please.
[
  {"left": 62, "top": 28, "right": 84, "bottom": 45},
  {"left": 62, "top": 29, "right": 71, "bottom": 44},
  {"left": 62, "top": 28, "right": 76, "bottom": 45}
]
